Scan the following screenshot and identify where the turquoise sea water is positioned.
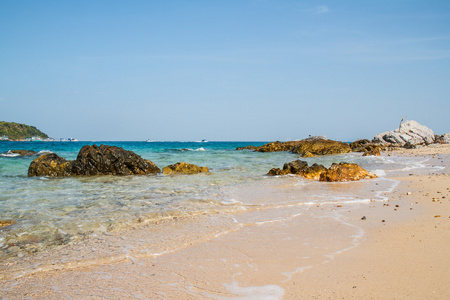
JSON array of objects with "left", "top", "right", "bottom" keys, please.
[{"left": 0, "top": 140, "right": 440, "bottom": 279}]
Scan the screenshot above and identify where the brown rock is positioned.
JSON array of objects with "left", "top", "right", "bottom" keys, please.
[
  {"left": 300, "top": 163, "right": 328, "bottom": 180},
  {"left": 350, "top": 139, "right": 371, "bottom": 150},
  {"left": 28, "top": 153, "right": 74, "bottom": 177},
  {"left": 236, "top": 146, "right": 259, "bottom": 151},
  {"left": 300, "top": 151, "right": 317, "bottom": 158},
  {"left": 319, "top": 162, "right": 377, "bottom": 182},
  {"left": 162, "top": 162, "right": 209, "bottom": 175},
  {"left": 291, "top": 139, "right": 351, "bottom": 156},
  {"left": 363, "top": 148, "right": 381, "bottom": 156},
  {"left": 0, "top": 220, "right": 15, "bottom": 229},
  {"left": 267, "top": 160, "right": 327, "bottom": 180}
]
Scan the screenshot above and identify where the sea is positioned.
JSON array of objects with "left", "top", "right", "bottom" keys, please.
[{"left": 0, "top": 140, "right": 442, "bottom": 284}]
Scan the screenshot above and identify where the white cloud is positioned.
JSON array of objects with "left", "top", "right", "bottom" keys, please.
[{"left": 310, "top": 5, "right": 330, "bottom": 15}]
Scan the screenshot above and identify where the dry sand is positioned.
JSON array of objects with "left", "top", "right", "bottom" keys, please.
[{"left": 1, "top": 145, "right": 449, "bottom": 299}]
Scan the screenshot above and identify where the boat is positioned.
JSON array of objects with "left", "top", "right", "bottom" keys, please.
[
  {"left": 201, "top": 139, "right": 208, "bottom": 143},
  {"left": 68, "top": 138, "right": 78, "bottom": 142}
]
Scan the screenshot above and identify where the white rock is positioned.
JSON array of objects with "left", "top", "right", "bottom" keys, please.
[{"left": 373, "top": 120, "right": 435, "bottom": 146}]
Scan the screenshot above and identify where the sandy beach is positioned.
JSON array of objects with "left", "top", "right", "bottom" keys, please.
[{"left": 1, "top": 145, "right": 449, "bottom": 299}]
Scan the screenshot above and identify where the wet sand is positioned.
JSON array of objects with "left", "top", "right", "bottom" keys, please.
[{"left": 1, "top": 145, "right": 449, "bottom": 299}]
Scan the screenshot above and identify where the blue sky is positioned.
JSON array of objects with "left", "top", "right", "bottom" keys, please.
[{"left": 1, "top": 0, "right": 449, "bottom": 141}]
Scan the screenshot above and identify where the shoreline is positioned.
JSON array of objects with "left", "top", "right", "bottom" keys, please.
[{"left": 0, "top": 145, "right": 449, "bottom": 299}]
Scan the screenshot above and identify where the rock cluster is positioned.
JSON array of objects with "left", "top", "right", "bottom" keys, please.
[
  {"left": 268, "top": 160, "right": 377, "bottom": 182},
  {"left": 28, "top": 145, "right": 161, "bottom": 177},
  {"left": 373, "top": 120, "right": 435, "bottom": 147},
  {"left": 237, "top": 138, "right": 351, "bottom": 156},
  {"left": 162, "top": 162, "right": 209, "bottom": 175}
]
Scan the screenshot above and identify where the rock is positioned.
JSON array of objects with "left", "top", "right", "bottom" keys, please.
[
  {"left": 291, "top": 139, "right": 351, "bottom": 156},
  {"left": 304, "top": 135, "right": 327, "bottom": 140},
  {"left": 267, "top": 160, "right": 373, "bottom": 182},
  {"left": 300, "top": 151, "right": 317, "bottom": 158},
  {"left": 0, "top": 220, "right": 15, "bottom": 229},
  {"left": 71, "top": 145, "right": 160, "bottom": 176},
  {"left": 300, "top": 163, "right": 328, "bottom": 180},
  {"left": 362, "top": 148, "right": 381, "bottom": 156},
  {"left": 435, "top": 133, "right": 450, "bottom": 144},
  {"left": 10, "top": 150, "right": 39, "bottom": 156},
  {"left": 350, "top": 139, "right": 371, "bottom": 150},
  {"left": 238, "top": 138, "right": 350, "bottom": 156},
  {"left": 319, "top": 162, "right": 377, "bottom": 182},
  {"left": 28, "top": 145, "right": 161, "bottom": 177},
  {"left": 373, "top": 120, "right": 435, "bottom": 147},
  {"left": 28, "top": 153, "right": 74, "bottom": 177},
  {"left": 256, "top": 141, "right": 302, "bottom": 152},
  {"left": 162, "top": 162, "right": 209, "bottom": 175},
  {"left": 236, "top": 146, "right": 259, "bottom": 151}
]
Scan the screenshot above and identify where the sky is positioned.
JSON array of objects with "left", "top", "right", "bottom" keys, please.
[{"left": 1, "top": 0, "right": 449, "bottom": 141}]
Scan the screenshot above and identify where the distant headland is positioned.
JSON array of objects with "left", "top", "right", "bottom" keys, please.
[{"left": 0, "top": 121, "right": 49, "bottom": 141}]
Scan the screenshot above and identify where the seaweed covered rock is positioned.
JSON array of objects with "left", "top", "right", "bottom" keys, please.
[
  {"left": 319, "top": 163, "right": 377, "bottom": 182},
  {"left": 28, "top": 153, "right": 74, "bottom": 177},
  {"left": 28, "top": 145, "right": 161, "bottom": 177},
  {"left": 162, "top": 162, "right": 209, "bottom": 175},
  {"left": 291, "top": 139, "right": 351, "bottom": 156},
  {"left": 267, "top": 160, "right": 376, "bottom": 182}
]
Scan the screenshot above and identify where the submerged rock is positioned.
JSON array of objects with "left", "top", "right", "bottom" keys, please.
[
  {"left": 10, "top": 150, "right": 39, "bottom": 156},
  {"left": 162, "top": 162, "right": 209, "bottom": 175},
  {"left": 0, "top": 220, "right": 15, "bottom": 229},
  {"left": 267, "top": 160, "right": 376, "bottom": 182},
  {"left": 373, "top": 120, "right": 435, "bottom": 146},
  {"left": 28, "top": 145, "right": 161, "bottom": 177}
]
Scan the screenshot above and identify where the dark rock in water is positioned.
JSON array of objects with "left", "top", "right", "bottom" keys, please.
[
  {"left": 291, "top": 139, "right": 351, "bottom": 156},
  {"left": 28, "top": 153, "right": 74, "bottom": 177},
  {"left": 319, "top": 162, "right": 377, "bottom": 182},
  {"left": 28, "top": 145, "right": 161, "bottom": 177},
  {"left": 162, "top": 162, "right": 209, "bottom": 175},
  {"left": 267, "top": 160, "right": 376, "bottom": 182},
  {"left": 72, "top": 145, "right": 160, "bottom": 176},
  {"left": 10, "top": 150, "right": 39, "bottom": 156}
]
